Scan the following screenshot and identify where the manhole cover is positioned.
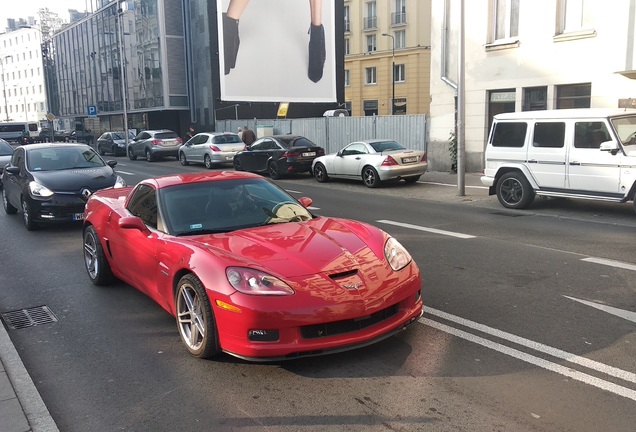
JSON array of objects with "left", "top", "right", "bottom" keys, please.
[{"left": 1, "top": 306, "right": 58, "bottom": 330}]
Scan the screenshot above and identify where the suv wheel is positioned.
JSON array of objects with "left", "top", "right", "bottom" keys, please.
[
  {"left": 128, "top": 147, "right": 137, "bottom": 160},
  {"left": 496, "top": 171, "right": 535, "bottom": 209}
]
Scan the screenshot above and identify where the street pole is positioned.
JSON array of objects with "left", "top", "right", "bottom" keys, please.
[
  {"left": 382, "top": 33, "right": 395, "bottom": 115},
  {"left": 1, "top": 56, "right": 9, "bottom": 121},
  {"left": 117, "top": 1, "right": 130, "bottom": 149}
]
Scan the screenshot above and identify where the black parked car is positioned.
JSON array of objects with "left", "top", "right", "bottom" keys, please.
[
  {"left": 233, "top": 135, "right": 324, "bottom": 179},
  {"left": 2, "top": 143, "right": 126, "bottom": 230},
  {"left": 0, "top": 139, "right": 14, "bottom": 188},
  {"left": 97, "top": 131, "right": 136, "bottom": 156}
]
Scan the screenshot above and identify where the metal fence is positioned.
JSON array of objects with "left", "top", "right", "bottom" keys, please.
[{"left": 216, "top": 114, "right": 428, "bottom": 154}]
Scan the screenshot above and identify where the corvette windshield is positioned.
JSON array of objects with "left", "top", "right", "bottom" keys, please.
[{"left": 160, "top": 178, "right": 313, "bottom": 236}]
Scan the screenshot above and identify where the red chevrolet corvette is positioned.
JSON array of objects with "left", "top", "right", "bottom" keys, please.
[{"left": 82, "top": 171, "right": 422, "bottom": 361}]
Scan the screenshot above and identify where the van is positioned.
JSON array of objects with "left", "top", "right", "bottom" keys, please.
[
  {"left": 0, "top": 122, "right": 39, "bottom": 143},
  {"left": 481, "top": 108, "right": 636, "bottom": 213}
]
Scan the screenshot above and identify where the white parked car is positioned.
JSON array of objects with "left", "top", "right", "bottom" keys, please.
[
  {"left": 179, "top": 132, "right": 245, "bottom": 169},
  {"left": 481, "top": 108, "right": 636, "bottom": 212},
  {"left": 312, "top": 139, "right": 428, "bottom": 188}
]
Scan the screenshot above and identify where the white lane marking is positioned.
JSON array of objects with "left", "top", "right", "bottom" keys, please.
[
  {"left": 424, "top": 306, "right": 636, "bottom": 384},
  {"left": 116, "top": 170, "right": 135, "bottom": 175},
  {"left": 582, "top": 257, "right": 636, "bottom": 272},
  {"left": 308, "top": 206, "right": 320, "bottom": 210},
  {"left": 377, "top": 220, "right": 475, "bottom": 239},
  {"left": 285, "top": 189, "right": 303, "bottom": 194},
  {"left": 564, "top": 296, "right": 636, "bottom": 324},
  {"left": 421, "top": 317, "right": 636, "bottom": 402},
  {"left": 420, "top": 181, "right": 488, "bottom": 190}
]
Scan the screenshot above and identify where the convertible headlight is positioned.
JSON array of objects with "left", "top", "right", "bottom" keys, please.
[
  {"left": 226, "top": 267, "right": 294, "bottom": 296},
  {"left": 28, "top": 181, "right": 54, "bottom": 198},
  {"left": 114, "top": 175, "right": 126, "bottom": 188},
  {"left": 384, "top": 237, "right": 412, "bottom": 271}
]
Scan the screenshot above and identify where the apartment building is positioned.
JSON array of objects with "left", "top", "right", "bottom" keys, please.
[
  {"left": 0, "top": 27, "right": 48, "bottom": 123},
  {"left": 344, "top": 0, "right": 431, "bottom": 116},
  {"left": 428, "top": 0, "right": 636, "bottom": 172}
]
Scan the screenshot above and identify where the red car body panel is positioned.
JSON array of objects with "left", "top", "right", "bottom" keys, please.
[{"left": 84, "top": 172, "right": 422, "bottom": 360}]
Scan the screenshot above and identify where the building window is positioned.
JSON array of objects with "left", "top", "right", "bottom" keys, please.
[
  {"left": 364, "top": 1, "right": 377, "bottom": 29},
  {"left": 394, "top": 98, "right": 407, "bottom": 115},
  {"left": 492, "top": 0, "right": 519, "bottom": 41},
  {"left": 394, "top": 64, "right": 405, "bottom": 82},
  {"left": 345, "top": 38, "right": 350, "bottom": 55},
  {"left": 392, "top": 0, "right": 406, "bottom": 25},
  {"left": 394, "top": 30, "right": 405, "bottom": 49},
  {"left": 344, "top": 69, "right": 350, "bottom": 87},
  {"left": 344, "top": 6, "right": 350, "bottom": 32},
  {"left": 523, "top": 86, "right": 547, "bottom": 111},
  {"left": 363, "top": 99, "right": 378, "bottom": 116},
  {"left": 366, "top": 34, "right": 376, "bottom": 52},
  {"left": 557, "top": 0, "right": 594, "bottom": 34},
  {"left": 365, "top": 67, "right": 377, "bottom": 85},
  {"left": 556, "top": 83, "right": 591, "bottom": 109},
  {"left": 488, "top": 89, "right": 516, "bottom": 131}
]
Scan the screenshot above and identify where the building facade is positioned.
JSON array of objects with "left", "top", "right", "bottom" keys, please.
[
  {"left": 428, "top": 0, "right": 636, "bottom": 172},
  {"left": 344, "top": 0, "right": 431, "bottom": 116},
  {"left": 0, "top": 27, "right": 48, "bottom": 124}
]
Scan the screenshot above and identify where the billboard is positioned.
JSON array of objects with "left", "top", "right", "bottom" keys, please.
[{"left": 217, "top": 0, "right": 337, "bottom": 103}]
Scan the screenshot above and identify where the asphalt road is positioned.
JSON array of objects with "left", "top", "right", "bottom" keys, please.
[{"left": 1, "top": 156, "right": 635, "bottom": 432}]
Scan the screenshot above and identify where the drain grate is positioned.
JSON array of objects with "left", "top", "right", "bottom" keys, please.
[{"left": 1, "top": 306, "right": 58, "bottom": 330}]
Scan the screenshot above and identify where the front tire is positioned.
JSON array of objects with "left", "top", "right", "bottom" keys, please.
[
  {"left": 128, "top": 147, "right": 137, "bottom": 160},
  {"left": 362, "top": 166, "right": 381, "bottom": 188},
  {"left": 313, "top": 162, "right": 329, "bottom": 183},
  {"left": 179, "top": 152, "right": 189, "bottom": 166},
  {"left": 268, "top": 161, "right": 282, "bottom": 180},
  {"left": 21, "top": 197, "right": 37, "bottom": 230},
  {"left": 204, "top": 154, "right": 213, "bottom": 169},
  {"left": 496, "top": 171, "right": 535, "bottom": 209},
  {"left": 83, "top": 225, "right": 114, "bottom": 285},
  {"left": 175, "top": 274, "right": 219, "bottom": 359},
  {"left": 145, "top": 148, "right": 154, "bottom": 162},
  {"left": 2, "top": 189, "right": 17, "bottom": 214},
  {"left": 233, "top": 158, "right": 243, "bottom": 171}
]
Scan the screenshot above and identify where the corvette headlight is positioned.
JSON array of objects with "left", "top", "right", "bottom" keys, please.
[
  {"left": 28, "top": 181, "right": 54, "bottom": 198},
  {"left": 226, "top": 267, "right": 294, "bottom": 296},
  {"left": 114, "top": 175, "right": 126, "bottom": 188},
  {"left": 384, "top": 237, "right": 412, "bottom": 271}
]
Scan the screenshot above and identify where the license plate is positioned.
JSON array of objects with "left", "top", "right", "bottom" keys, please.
[
  {"left": 73, "top": 213, "right": 85, "bottom": 221},
  {"left": 302, "top": 152, "right": 316, "bottom": 157},
  {"left": 226, "top": 156, "right": 233, "bottom": 161},
  {"left": 402, "top": 156, "right": 418, "bottom": 163}
]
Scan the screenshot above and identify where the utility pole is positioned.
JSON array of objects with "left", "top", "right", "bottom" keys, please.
[
  {"left": 382, "top": 33, "right": 395, "bottom": 115},
  {"left": 117, "top": 0, "right": 130, "bottom": 149}
]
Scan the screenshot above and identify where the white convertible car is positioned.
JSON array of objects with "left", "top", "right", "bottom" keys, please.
[{"left": 312, "top": 139, "right": 428, "bottom": 188}]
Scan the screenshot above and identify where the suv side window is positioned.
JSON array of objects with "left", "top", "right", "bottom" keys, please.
[
  {"left": 533, "top": 122, "right": 565, "bottom": 148},
  {"left": 574, "top": 122, "right": 610, "bottom": 149},
  {"left": 491, "top": 122, "right": 527, "bottom": 148}
]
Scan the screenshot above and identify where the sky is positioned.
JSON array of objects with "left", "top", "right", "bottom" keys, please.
[{"left": 1, "top": 0, "right": 93, "bottom": 30}]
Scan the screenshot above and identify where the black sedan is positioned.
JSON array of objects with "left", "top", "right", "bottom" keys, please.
[
  {"left": 2, "top": 143, "right": 126, "bottom": 230},
  {"left": 233, "top": 135, "right": 325, "bottom": 179},
  {"left": 97, "top": 131, "right": 136, "bottom": 156}
]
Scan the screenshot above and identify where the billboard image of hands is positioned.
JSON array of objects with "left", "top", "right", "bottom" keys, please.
[{"left": 218, "top": 0, "right": 336, "bottom": 103}]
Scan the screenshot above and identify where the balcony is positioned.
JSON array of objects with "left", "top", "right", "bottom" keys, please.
[
  {"left": 392, "top": 12, "right": 406, "bottom": 26},
  {"left": 363, "top": 16, "right": 377, "bottom": 30}
]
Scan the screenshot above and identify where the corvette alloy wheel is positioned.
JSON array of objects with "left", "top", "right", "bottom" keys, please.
[{"left": 175, "top": 274, "right": 219, "bottom": 358}]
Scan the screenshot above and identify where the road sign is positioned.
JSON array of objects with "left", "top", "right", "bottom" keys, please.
[
  {"left": 87, "top": 105, "right": 97, "bottom": 117},
  {"left": 46, "top": 113, "right": 55, "bottom": 121}
]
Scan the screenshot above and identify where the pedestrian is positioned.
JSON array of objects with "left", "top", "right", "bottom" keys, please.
[
  {"left": 241, "top": 125, "right": 256, "bottom": 145},
  {"left": 237, "top": 126, "right": 243, "bottom": 140},
  {"left": 185, "top": 124, "right": 196, "bottom": 142}
]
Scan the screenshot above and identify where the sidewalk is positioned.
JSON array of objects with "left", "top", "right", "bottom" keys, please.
[{"left": 0, "top": 170, "right": 486, "bottom": 432}]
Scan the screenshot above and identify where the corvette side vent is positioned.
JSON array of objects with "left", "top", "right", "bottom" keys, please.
[
  {"left": 328, "top": 269, "right": 358, "bottom": 280},
  {"left": 1, "top": 306, "right": 58, "bottom": 330}
]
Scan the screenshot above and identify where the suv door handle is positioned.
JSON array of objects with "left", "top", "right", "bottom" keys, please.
[{"left": 570, "top": 161, "right": 581, "bottom": 165}]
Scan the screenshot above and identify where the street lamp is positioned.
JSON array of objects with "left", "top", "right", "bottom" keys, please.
[
  {"left": 117, "top": 0, "right": 130, "bottom": 148},
  {"left": 0, "top": 55, "right": 10, "bottom": 121},
  {"left": 382, "top": 33, "right": 395, "bottom": 115}
]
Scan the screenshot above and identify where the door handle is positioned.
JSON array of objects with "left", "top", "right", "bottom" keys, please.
[
  {"left": 570, "top": 161, "right": 580, "bottom": 166},
  {"left": 355, "top": 157, "right": 361, "bottom": 160}
]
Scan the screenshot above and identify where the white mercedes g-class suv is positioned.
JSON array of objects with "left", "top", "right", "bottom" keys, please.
[{"left": 481, "top": 108, "right": 636, "bottom": 213}]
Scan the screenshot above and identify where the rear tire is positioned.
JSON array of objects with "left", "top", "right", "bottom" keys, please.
[
  {"left": 313, "top": 162, "right": 329, "bottom": 183},
  {"left": 268, "top": 161, "right": 282, "bottom": 180},
  {"left": 496, "top": 171, "right": 535, "bottom": 209},
  {"left": 362, "top": 166, "right": 381, "bottom": 188},
  {"left": 145, "top": 148, "right": 154, "bottom": 162},
  {"left": 2, "top": 189, "right": 17, "bottom": 214},
  {"left": 233, "top": 158, "right": 243, "bottom": 171},
  {"left": 179, "top": 152, "right": 189, "bottom": 166},
  {"left": 204, "top": 154, "right": 213, "bottom": 169},
  {"left": 83, "top": 225, "right": 114, "bottom": 285},
  {"left": 128, "top": 147, "right": 137, "bottom": 161}
]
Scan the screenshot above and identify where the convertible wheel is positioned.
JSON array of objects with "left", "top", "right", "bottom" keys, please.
[
  {"left": 204, "top": 154, "right": 213, "bottom": 169},
  {"left": 403, "top": 175, "right": 421, "bottom": 184},
  {"left": 21, "top": 197, "right": 37, "bottom": 230},
  {"left": 313, "top": 163, "right": 329, "bottom": 183},
  {"left": 145, "top": 149, "right": 154, "bottom": 162},
  {"left": 2, "top": 189, "right": 17, "bottom": 214},
  {"left": 175, "top": 274, "right": 219, "bottom": 359},
  {"left": 268, "top": 161, "right": 282, "bottom": 180},
  {"left": 496, "top": 171, "right": 535, "bottom": 209},
  {"left": 179, "top": 152, "right": 189, "bottom": 166},
  {"left": 233, "top": 158, "right": 243, "bottom": 171},
  {"left": 362, "top": 166, "right": 381, "bottom": 188},
  {"left": 128, "top": 147, "right": 137, "bottom": 160},
  {"left": 83, "top": 225, "right": 114, "bottom": 285}
]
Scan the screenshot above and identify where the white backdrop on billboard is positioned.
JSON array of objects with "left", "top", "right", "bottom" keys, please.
[{"left": 218, "top": 0, "right": 336, "bottom": 103}]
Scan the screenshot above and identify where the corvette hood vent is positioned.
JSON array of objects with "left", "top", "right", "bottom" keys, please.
[{"left": 329, "top": 269, "right": 359, "bottom": 280}]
